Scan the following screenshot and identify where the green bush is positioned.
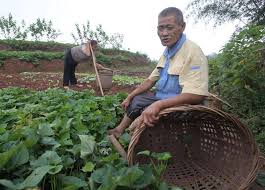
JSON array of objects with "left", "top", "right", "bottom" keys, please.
[
  {"left": 209, "top": 24, "right": 265, "bottom": 152},
  {"left": 95, "top": 52, "right": 112, "bottom": 65},
  {"left": 0, "top": 13, "right": 61, "bottom": 41},
  {"left": 71, "top": 21, "right": 124, "bottom": 49},
  {"left": 0, "top": 51, "right": 64, "bottom": 64},
  {"left": 0, "top": 39, "right": 73, "bottom": 51}
]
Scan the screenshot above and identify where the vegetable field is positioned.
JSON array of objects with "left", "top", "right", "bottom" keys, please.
[{"left": 0, "top": 87, "right": 181, "bottom": 190}]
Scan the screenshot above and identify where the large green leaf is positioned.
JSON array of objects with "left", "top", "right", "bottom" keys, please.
[
  {"left": 18, "top": 165, "right": 51, "bottom": 189},
  {"left": 23, "top": 127, "right": 39, "bottom": 148},
  {"left": 59, "top": 175, "right": 87, "bottom": 189},
  {"left": 91, "top": 165, "right": 116, "bottom": 184},
  {"left": 82, "top": 162, "right": 95, "bottom": 172},
  {"left": 79, "top": 135, "right": 96, "bottom": 159},
  {"left": 11, "top": 144, "right": 29, "bottom": 167},
  {"left": 30, "top": 150, "right": 62, "bottom": 168},
  {"left": 40, "top": 137, "right": 59, "bottom": 146},
  {"left": 0, "top": 143, "right": 22, "bottom": 168},
  {"left": 0, "top": 124, "right": 7, "bottom": 134},
  {"left": 158, "top": 181, "right": 169, "bottom": 190},
  {"left": 132, "top": 164, "right": 154, "bottom": 189},
  {"left": 97, "top": 180, "right": 117, "bottom": 190},
  {"left": 100, "top": 153, "right": 119, "bottom": 163},
  {"left": 151, "top": 152, "right": 172, "bottom": 161},
  {"left": 256, "top": 171, "right": 265, "bottom": 187},
  {"left": 38, "top": 123, "right": 54, "bottom": 136},
  {"left": 0, "top": 179, "right": 18, "bottom": 190},
  {"left": 116, "top": 166, "right": 144, "bottom": 187},
  {"left": 48, "top": 165, "right": 63, "bottom": 175}
]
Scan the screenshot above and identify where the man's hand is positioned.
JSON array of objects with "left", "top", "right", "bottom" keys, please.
[
  {"left": 121, "top": 96, "right": 133, "bottom": 111},
  {"left": 96, "top": 63, "right": 106, "bottom": 70},
  {"left": 141, "top": 101, "right": 162, "bottom": 127}
]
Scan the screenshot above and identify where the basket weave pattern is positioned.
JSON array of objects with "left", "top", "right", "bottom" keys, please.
[{"left": 127, "top": 105, "right": 263, "bottom": 190}]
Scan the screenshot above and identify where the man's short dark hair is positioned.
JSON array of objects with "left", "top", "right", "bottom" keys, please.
[{"left": 159, "top": 7, "right": 184, "bottom": 24}]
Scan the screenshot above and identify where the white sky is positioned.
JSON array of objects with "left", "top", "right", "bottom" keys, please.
[{"left": 0, "top": 0, "right": 236, "bottom": 60}]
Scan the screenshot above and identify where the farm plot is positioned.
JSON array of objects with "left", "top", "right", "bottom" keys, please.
[
  {"left": 0, "top": 78, "right": 180, "bottom": 189},
  {"left": 0, "top": 72, "right": 145, "bottom": 95}
]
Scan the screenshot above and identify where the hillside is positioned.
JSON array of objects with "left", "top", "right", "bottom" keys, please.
[{"left": 0, "top": 39, "right": 156, "bottom": 75}]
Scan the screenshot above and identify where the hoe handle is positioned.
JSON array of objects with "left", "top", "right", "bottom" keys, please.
[
  {"left": 89, "top": 43, "right": 104, "bottom": 96},
  {"left": 108, "top": 135, "right": 127, "bottom": 160}
]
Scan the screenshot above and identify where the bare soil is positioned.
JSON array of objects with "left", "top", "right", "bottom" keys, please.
[
  {"left": 0, "top": 58, "right": 147, "bottom": 94},
  {"left": 0, "top": 72, "right": 136, "bottom": 95}
]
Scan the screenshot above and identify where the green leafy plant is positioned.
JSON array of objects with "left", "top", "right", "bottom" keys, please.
[
  {"left": 0, "top": 51, "right": 64, "bottom": 64},
  {"left": 208, "top": 24, "right": 265, "bottom": 152},
  {"left": 0, "top": 13, "right": 28, "bottom": 40},
  {"left": 0, "top": 88, "right": 178, "bottom": 189},
  {"left": 186, "top": 0, "right": 265, "bottom": 25},
  {"left": 0, "top": 14, "right": 60, "bottom": 41},
  {"left": 113, "top": 75, "right": 144, "bottom": 86},
  {"left": 256, "top": 171, "right": 265, "bottom": 187},
  {"left": 71, "top": 21, "right": 124, "bottom": 49},
  {"left": 137, "top": 151, "right": 182, "bottom": 190},
  {"left": 28, "top": 18, "right": 61, "bottom": 41},
  {"left": 0, "top": 39, "right": 73, "bottom": 51},
  {"left": 79, "top": 74, "right": 144, "bottom": 86}
]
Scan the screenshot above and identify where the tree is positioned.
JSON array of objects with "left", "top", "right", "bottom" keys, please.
[
  {"left": 186, "top": 0, "right": 265, "bottom": 26},
  {"left": 208, "top": 24, "right": 265, "bottom": 151},
  {"left": 0, "top": 13, "right": 28, "bottom": 40},
  {"left": 71, "top": 21, "right": 124, "bottom": 49},
  {"left": 28, "top": 18, "right": 61, "bottom": 41},
  {"left": 109, "top": 33, "right": 124, "bottom": 50},
  {"left": 93, "top": 24, "right": 109, "bottom": 48},
  {"left": 71, "top": 21, "right": 93, "bottom": 44}
]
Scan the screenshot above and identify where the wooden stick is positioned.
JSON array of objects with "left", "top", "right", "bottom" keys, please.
[
  {"left": 108, "top": 135, "right": 127, "bottom": 160},
  {"left": 208, "top": 92, "right": 232, "bottom": 108},
  {"left": 89, "top": 43, "right": 104, "bottom": 96}
]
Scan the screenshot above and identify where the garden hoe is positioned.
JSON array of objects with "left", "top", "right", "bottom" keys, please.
[
  {"left": 89, "top": 43, "right": 104, "bottom": 96},
  {"left": 89, "top": 43, "right": 127, "bottom": 159}
]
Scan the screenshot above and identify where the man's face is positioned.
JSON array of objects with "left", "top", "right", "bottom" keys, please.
[{"left": 157, "top": 15, "right": 185, "bottom": 48}]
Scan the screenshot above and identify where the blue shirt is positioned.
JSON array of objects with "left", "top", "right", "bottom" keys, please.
[{"left": 155, "top": 34, "right": 186, "bottom": 99}]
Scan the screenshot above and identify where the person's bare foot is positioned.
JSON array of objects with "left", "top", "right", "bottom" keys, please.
[{"left": 108, "top": 128, "right": 124, "bottom": 138}]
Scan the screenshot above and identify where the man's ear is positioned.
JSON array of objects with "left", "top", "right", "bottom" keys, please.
[{"left": 182, "top": 22, "right": 186, "bottom": 31}]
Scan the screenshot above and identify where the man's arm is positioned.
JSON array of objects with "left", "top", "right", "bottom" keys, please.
[
  {"left": 156, "top": 93, "right": 204, "bottom": 109},
  {"left": 121, "top": 79, "right": 156, "bottom": 110},
  {"left": 129, "top": 79, "right": 155, "bottom": 99}
]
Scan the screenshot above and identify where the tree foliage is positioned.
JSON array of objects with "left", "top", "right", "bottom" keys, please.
[
  {"left": 71, "top": 21, "right": 124, "bottom": 49},
  {"left": 0, "top": 13, "right": 61, "bottom": 41},
  {"left": 29, "top": 18, "right": 61, "bottom": 41},
  {"left": 209, "top": 24, "right": 265, "bottom": 151},
  {"left": 0, "top": 13, "right": 28, "bottom": 40},
  {"left": 186, "top": 0, "right": 265, "bottom": 25}
]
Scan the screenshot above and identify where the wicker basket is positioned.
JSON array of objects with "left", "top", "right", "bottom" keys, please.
[{"left": 127, "top": 105, "right": 265, "bottom": 190}]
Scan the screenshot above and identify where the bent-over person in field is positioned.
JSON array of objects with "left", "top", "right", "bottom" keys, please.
[{"left": 63, "top": 39, "right": 106, "bottom": 87}]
